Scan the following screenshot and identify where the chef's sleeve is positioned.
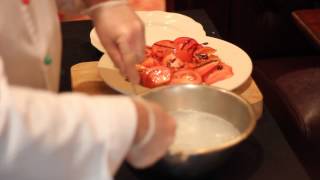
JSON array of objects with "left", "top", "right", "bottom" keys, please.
[{"left": 0, "top": 57, "right": 137, "bottom": 180}]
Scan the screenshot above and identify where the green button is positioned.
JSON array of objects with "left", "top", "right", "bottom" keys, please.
[{"left": 44, "top": 54, "right": 52, "bottom": 65}]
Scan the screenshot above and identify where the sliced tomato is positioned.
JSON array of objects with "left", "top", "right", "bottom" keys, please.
[
  {"left": 174, "top": 37, "right": 194, "bottom": 44},
  {"left": 141, "top": 57, "right": 161, "bottom": 68},
  {"left": 175, "top": 49, "right": 194, "bottom": 62},
  {"left": 174, "top": 37, "right": 201, "bottom": 62},
  {"left": 184, "top": 62, "right": 198, "bottom": 69},
  {"left": 144, "top": 46, "right": 153, "bottom": 58},
  {"left": 162, "top": 53, "right": 185, "bottom": 70},
  {"left": 193, "top": 47, "right": 219, "bottom": 63},
  {"left": 151, "top": 40, "right": 176, "bottom": 59},
  {"left": 170, "top": 69, "right": 202, "bottom": 85},
  {"left": 174, "top": 37, "right": 199, "bottom": 50},
  {"left": 140, "top": 66, "right": 172, "bottom": 88},
  {"left": 194, "top": 60, "right": 220, "bottom": 77},
  {"left": 203, "top": 63, "right": 233, "bottom": 84},
  {"left": 137, "top": 65, "right": 149, "bottom": 84},
  {"left": 194, "top": 47, "right": 217, "bottom": 57}
]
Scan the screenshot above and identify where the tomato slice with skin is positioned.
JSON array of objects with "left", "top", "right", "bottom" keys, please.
[
  {"left": 151, "top": 40, "right": 176, "bottom": 59},
  {"left": 194, "top": 60, "right": 220, "bottom": 77},
  {"left": 139, "top": 37, "right": 233, "bottom": 87},
  {"left": 140, "top": 66, "right": 172, "bottom": 88},
  {"left": 204, "top": 63, "right": 233, "bottom": 84},
  {"left": 193, "top": 47, "right": 219, "bottom": 63},
  {"left": 174, "top": 37, "right": 199, "bottom": 50},
  {"left": 170, "top": 69, "right": 202, "bottom": 85},
  {"left": 144, "top": 46, "right": 153, "bottom": 58},
  {"left": 194, "top": 47, "right": 217, "bottom": 57},
  {"left": 141, "top": 57, "right": 161, "bottom": 68},
  {"left": 174, "top": 37, "right": 201, "bottom": 62},
  {"left": 162, "top": 53, "right": 185, "bottom": 70},
  {"left": 184, "top": 62, "right": 197, "bottom": 69},
  {"left": 175, "top": 49, "right": 194, "bottom": 62},
  {"left": 137, "top": 65, "right": 149, "bottom": 84}
]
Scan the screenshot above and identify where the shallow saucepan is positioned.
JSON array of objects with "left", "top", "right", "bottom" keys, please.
[{"left": 138, "top": 84, "right": 256, "bottom": 179}]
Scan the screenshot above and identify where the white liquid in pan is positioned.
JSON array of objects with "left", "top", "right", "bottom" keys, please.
[{"left": 169, "top": 109, "right": 241, "bottom": 153}]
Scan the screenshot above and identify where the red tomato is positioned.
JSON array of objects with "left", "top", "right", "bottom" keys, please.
[
  {"left": 184, "top": 62, "right": 198, "bottom": 69},
  {"left": 151, "top": 40, "right": 176, "bottom": 59},
  {"left": 138, "top": 37, "right": 233, "bottom": 87},
  {"left": 174, "top": 37, "right": 199, "bottom": 50},
  {"left": 141, "top": 57, "right": 160, "bottom": 68},
  {"left": 175, "top": 49, "right": 194, "bottom": 62},
  {"left": 162, "top": 53, "right": 185, "bottom": 70},
  {"left": 170, "top": 69, "right": 202, "bottom": 85},
  {"left": 144, "top": 46, "right": 153, "bottom": 58},
  {"left": 204, "top": 63, "right": 233, "bottom": 84},
  {"left": 194, "top": 60, "right": 220, "bottom": 77},
  {"left": 140, "top": 66, "right": 172, "bottom": 88},
  {"left": 174, "top": 37, "right": 201, "bottom": 62},
  {"left": 193, "top": 47, "right": 219, "bottom": 63},
  {"left": 137, "top": 65, "right": 149, "bottom": 83}
]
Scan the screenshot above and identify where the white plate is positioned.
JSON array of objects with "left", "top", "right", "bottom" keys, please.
[
  {"left": 98, "top": 36, "right": 252, "bottom": 94},
  {"left": 90, "top": 11, "right": 207, "bottom": 52}
]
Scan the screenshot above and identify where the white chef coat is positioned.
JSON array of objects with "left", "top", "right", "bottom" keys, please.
[{"left": 0, "top": 1, "right": 137, "bottom": 180}]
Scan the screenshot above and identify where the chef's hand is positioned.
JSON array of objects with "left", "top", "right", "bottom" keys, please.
[
  {"left": 128, "top": 98, "right": 176, "bottom": 168},
  {"left": 89, "top": 2, "right": 145, "bottom": 84}
]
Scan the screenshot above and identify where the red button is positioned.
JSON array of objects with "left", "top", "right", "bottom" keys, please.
[{"left": 22, "top": 0, "right": 30, "bottom": 5}]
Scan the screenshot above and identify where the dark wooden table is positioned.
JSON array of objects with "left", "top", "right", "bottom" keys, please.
[
  {"left": 61, "top": 9, "right": 311, "bottom": 180},
  {"left": 292, "top": 9, "right": 320, "bottom": 51}
]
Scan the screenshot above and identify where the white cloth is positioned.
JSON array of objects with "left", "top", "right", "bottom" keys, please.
[{"left": 0, "top": 1, "right": 137, "bottom": 180}]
